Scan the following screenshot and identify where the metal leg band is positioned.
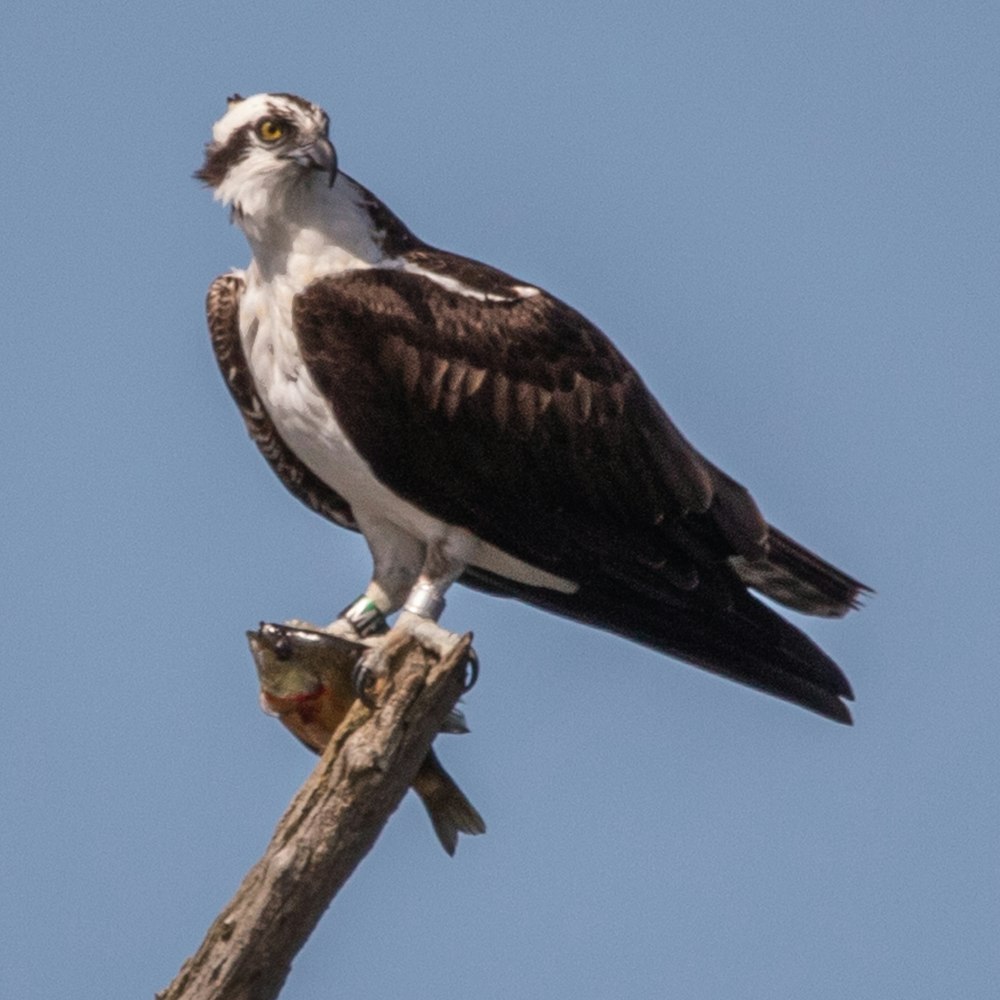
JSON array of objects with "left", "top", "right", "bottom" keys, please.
[{"left": 403, "top": 582, "right": 446, "bottom": 621}]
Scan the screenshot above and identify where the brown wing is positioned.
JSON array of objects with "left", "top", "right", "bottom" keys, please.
[{"left": 293, "top": 258, "right": 775, "bottom": 604}]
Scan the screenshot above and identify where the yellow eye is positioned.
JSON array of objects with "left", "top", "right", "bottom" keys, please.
[{"left": 257, "top": 119, "right": 285, "bottom": 143}]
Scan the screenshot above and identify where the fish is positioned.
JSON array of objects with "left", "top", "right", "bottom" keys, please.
[{"left": 248, "top": 621, "right": 485, "bottom": 855}]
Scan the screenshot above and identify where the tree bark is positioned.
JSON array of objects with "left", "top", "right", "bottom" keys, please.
[{"left": 157, "top": 633, "right": 473, "bottom": 1000}]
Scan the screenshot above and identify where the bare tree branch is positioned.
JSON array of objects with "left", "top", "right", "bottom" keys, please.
[{"left": 158, "top": 633, "right": 473, "bottom": 1000}]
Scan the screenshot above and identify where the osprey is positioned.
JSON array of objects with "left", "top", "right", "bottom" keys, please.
[{"left": 198, "top": 92, "right": 868, "bottom": 723}]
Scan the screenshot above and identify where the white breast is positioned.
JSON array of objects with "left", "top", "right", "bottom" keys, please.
[{"left": 239, "top": 259, "right": 392, "bottom": 517}]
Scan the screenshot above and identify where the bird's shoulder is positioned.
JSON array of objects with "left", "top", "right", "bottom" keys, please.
[{"left": 295, "top": 246, "right": 639, "bottom": 402}]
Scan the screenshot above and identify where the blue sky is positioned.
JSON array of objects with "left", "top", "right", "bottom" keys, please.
[{"left": 2, "top": 3, "right": 998, "bottom": 998}]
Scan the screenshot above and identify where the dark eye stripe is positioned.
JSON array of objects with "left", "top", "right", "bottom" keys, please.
[{"left": 195, "top": 123, "right": 253, "bottom": 187}]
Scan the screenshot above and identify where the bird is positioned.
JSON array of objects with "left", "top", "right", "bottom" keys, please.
[
  {"left": 249, "top": 621, "right": 485, "bottom": 855},
  {"left": 198, "top": 92, "right": 869, "bottom": 725}
]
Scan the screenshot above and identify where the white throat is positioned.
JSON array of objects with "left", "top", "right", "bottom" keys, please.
[
  {"left": 233, "top": 167, "right": 391, "bottom": 540},
  {"left": 235, "top": 172, "right": 386, "bottom": 284}
]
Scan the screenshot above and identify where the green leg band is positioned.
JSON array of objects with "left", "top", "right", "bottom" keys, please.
[{"left": 338, "top": 595, "right": 389, "bottom": 638}]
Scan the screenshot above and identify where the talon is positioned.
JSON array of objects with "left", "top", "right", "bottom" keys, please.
[
  {"left": 463, "top": 647, "right": 479, "bottom": 692},
  {"left": 351, "top": 657, "right": 378, "bottom": 707}
]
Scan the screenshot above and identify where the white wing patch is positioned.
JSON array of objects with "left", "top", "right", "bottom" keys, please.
[{"left": 398, "top": 261, "right": 540, "bottom": 302}]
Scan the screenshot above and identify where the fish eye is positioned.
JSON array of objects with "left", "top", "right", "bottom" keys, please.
[
  {"left": 256, "top": 118, "right": 287, "bottom": 143},
  {"left": 273, "top": 633, "right": 294, "bottom": 660}
]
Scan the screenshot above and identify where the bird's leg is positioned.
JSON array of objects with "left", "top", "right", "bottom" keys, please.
[
  {"left": 352, "top": 542, "right": 478, "bottom": 704},
  {"left": 394, "top": 597, "right": 480, "bottom": 700},
  {"left": 328, "top": 593, "right": 390, "bottom": 640},
  {"left": 395, "top": 581, "right": 463, "bottom": 657},
  {"left": 324, "top": 521, "right": 425, "bottom": 643}
]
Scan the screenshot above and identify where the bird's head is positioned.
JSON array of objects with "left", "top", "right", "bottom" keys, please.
[{"left": 196, "top": 93, "right": 337, "bottom": 216}]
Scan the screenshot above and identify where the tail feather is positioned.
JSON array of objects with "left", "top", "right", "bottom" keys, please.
[
  {"left": 588, "top": 585, "right": 856, "bottom": 723},
  {"left": 731, "top": 525, "right": 870, "bottom": 618},
  {"left": 412, "top": 751, "right": 486, "bottom": 855},
  {"left": 462, "top": 567, "right": 856, "bottom": 724}
]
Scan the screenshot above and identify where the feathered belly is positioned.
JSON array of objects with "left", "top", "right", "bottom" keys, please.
[{"left": 239, "top": 287, "right": 411, "bottom": 520}]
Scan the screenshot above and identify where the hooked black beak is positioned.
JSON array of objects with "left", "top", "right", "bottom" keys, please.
[{"left": 289, "top": 136, "right": 338, "bottom": 186}]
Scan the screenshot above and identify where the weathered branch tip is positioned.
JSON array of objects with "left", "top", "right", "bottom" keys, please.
[{"left": 158, "top": 629, "right": 478, "bottom": 1000}]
